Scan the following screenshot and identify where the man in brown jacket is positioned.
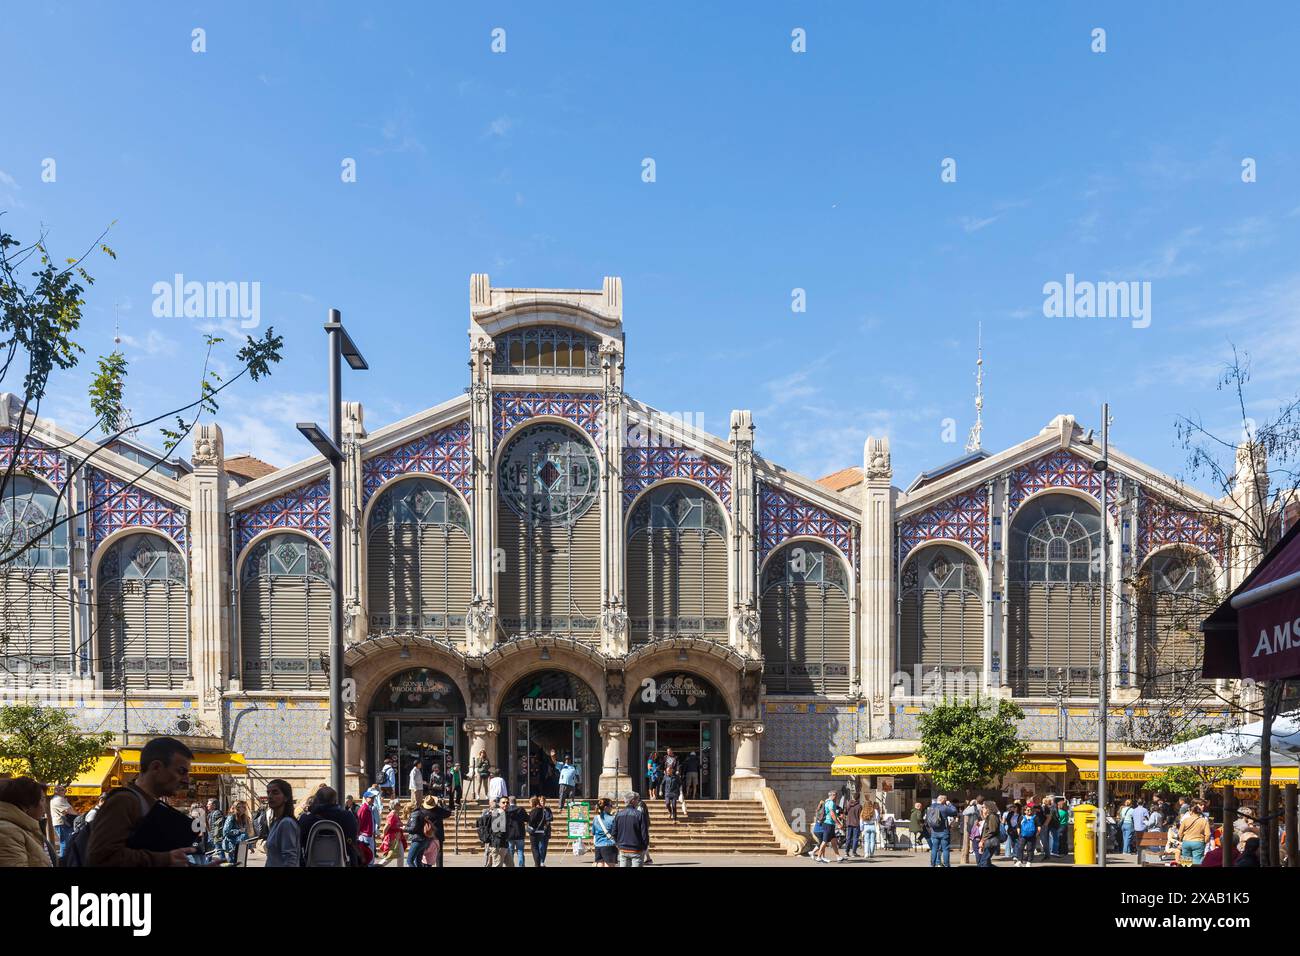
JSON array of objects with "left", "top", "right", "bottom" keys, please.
[{"left": 86, "top": 737, "right": 195, "bottom": 867}]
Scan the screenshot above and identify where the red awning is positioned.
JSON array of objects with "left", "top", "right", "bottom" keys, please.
[{"left": 1203, "top": 519, "right": 1300, "bottom": 681}]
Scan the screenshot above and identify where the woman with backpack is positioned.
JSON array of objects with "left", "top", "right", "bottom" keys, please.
[
  {"left": 221, "top": 801, "right": 256, "bottom": 863},
  {"left": 263, "top": 779, "right": 300, "bottom": 868},
  {"left": 527, "top": 795, "right": 554, "bottom": 867}
]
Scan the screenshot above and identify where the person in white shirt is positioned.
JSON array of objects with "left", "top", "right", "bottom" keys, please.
[
  {"left": 487, "top": 768, "right": 508, "bottom": 803},
  {"left": 49, "top": 786, "right": 74, "bottom": 860},
  {"left": 409, "top": 763, "right": 424, "bottom": 800}
]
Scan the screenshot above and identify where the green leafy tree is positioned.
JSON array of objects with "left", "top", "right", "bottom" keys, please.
[
  {"left": 918, "top": 697, "right": 1028, "bottom": 793},
  {"left": 0, "top": 704, "right": 113, "bottom": 784}
]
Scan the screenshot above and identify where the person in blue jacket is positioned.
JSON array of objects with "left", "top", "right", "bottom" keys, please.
[{"left": 590, "top": 797, "right": 618, "bottom": 868}]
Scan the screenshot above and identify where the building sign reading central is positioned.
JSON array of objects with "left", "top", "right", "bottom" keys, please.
[
  {"left": 522, "top": 697, "right": 579, "bottom": 713},
  {"left": 501, "top": 669, "right": 601, "bottom": 717}
]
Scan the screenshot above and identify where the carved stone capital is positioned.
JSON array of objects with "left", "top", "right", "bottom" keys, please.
[
  {"left": 191, "top": 423, "right": 224, "bottom": 467},
  {"left": 463, "top": 718, "right": 499, "bottom": 736},
  {"left": 728, "top": 719, "right": 765, "bottom": 740},
  {"left": 598, "top": 719, "right": 633, "bottom": 739},
  {"left": 865, "top": 435, "right": 891, "bottom": 480}
]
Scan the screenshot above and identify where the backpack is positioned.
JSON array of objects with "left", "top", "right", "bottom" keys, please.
[
  {"left": 303, "top": 819, "right": 350, "bottom": 867},
  {"left": 475, "top": 811, "right": 493, "bottom": 845},
  {"left": 1020, "top": 815, "right": 1038, "bottom": 839},
  {"left": 925, "top": 804, "right": 945, "bottom": 831},
  {"left": 68, "top": 812, "right": 85, "bottom": 833},
  {"left": 62, "top": 787, "right": 152, "bottom": 867}
]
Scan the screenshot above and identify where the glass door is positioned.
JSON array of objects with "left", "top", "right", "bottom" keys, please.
[
  {"left": 571, "top": 718, "right": 585, "bottom": 796},
  {"left": 513, "top": 717, "right": 531, "bottom": 798}
]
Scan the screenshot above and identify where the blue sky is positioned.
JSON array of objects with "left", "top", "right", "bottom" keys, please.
[{"left": 3, "top": 2, "right": 1299, "bottom": 491}]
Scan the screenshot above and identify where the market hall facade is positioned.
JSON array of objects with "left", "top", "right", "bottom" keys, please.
[{"left": 0, "top": 275, "right": 1256, "bottom": 813}]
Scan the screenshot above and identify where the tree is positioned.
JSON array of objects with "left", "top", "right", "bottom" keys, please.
[
  {"left": 0, "top": 218, "right": 282, "bottom": 570},
  {"left": 0, "top": 218, "right": 282, "bottom": 672},
  {"left": 1141, "top": 346, "right": 1300, "bottom": 866},
  {"left": 1140, "top": 724, "right": 1242, "bottom": 800},
  {"left": 918, "top": 697, "right": 1028, "bottom": 793}
]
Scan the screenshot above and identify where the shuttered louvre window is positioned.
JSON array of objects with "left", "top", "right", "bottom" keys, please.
[
  {"left": 1008, "top": 494, "right": 1102, "bottom": 697},
  {"left": 1135, "top": 548, "right": 1215, "bottom": 696},
  {"left": 240, "top": 533, "right": 330, "bottom": 691},
  {"left": 366, "top": 478, "right": 471, "bottom": 641},
  {"left": 0, "top": 477, "right": 73, "bottom": 682},
  {"left": 760, "top": 542, "right": 851, "bottom": 696},
  {"left": 898, "top": 545, "right": 983, "bottom": 677},
  {"left": 96, "top": 532, "right": 188, "bottom": 690},
  {"left": 496, "top": 423, "right": 602, "bottom": 642},
  {"left": 627, "top": 484, "right": 729, "bottom": 645}
]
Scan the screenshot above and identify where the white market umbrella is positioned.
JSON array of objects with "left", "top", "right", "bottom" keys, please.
[{"left": 1143, "top": 710, "right": 1300, "bottom": 768}]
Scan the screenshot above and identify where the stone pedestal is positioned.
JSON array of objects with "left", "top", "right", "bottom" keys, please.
[
  {"left": 598, "top": 719, "right": 634, "bottom": 797},
  {"left": 463, "top": 718, "right": 500, "bottom": 777},
  {"left": 728, "top": 719, "right": 766, "bottom": 798}
]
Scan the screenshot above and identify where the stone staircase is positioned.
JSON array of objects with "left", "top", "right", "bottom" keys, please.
[{"left": 436, "top": 798, "right": 789, "bottom": 856}]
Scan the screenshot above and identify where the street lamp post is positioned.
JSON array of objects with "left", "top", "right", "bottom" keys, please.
[
  {"left": 297, "top": 309, "right": 367, "bottom": 799},
  {"left": 1093, "top": 403, "right": 1110, "bottom": 867}
]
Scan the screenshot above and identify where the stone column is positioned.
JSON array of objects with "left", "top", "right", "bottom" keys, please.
[
  {"left": 728, "top": 719, "right": 766, "bottom": 798},
  {"left": 598, "top": 719, "right": 634, "bottom": 796},
  {"left": 188, "top": 424, "right": 229, "bottom": 731},
  {"left": 467, "top": 333, "right": 497, "bottom": 654},
  {"left": 341, "top": 402, "right": 366, "bottom": 646},
  {"left": 729, "top": 410, "right": 760, "bottom": 656},
  {"left": 860, "top": 436, "right": 896, "bottom": 736},
  {"left": 463, "top": 718, "right": 500, "bottom": 776},
  {"left": 600, "top": 340, "right": 628, "bottom": 657},
  {"left": 344, "top": 713, "right": 367, "bottom": 797}
]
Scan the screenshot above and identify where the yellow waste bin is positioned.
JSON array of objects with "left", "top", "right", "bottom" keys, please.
[{"left": 1073, "top": 804, "right": 1097, "bottom": 865}]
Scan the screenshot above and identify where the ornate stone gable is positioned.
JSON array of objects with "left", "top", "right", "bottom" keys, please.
[
  {"left": 1135, "top": 487, "right": 1225, "bottom": 565},
  {"left": 1008, "top": 448, "right": 1120, "bottom": 518},
  {"left": 493, "top": 390, "right": 602, "bottom": 445},
  {"left": 234, "top": 477, "right": 330, "bottom": 552},
  {"left": 0, "top": 429, "right": 66, "bottom": 487},
  {"left": 758, "top": 482, "right": 855, "bottom": 566},
  {"left": 88, "top": 468, "right": 189, "bottom": 552},
  {"left": 897, "top": 485, "right": 989, "bottom": 564},
  {"left": 362, "top": 419, "right": 472, "bottom": 504}
]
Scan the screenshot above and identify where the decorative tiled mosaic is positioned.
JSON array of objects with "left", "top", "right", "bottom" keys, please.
[
  {"left": 493, "top": 390, "right": 603, "bottom": 444},
  {"left": 623, "top": 446, "right": 732, "bottom": 509},
  {"left": 897, "top": 486, "right": 989, "bottom": 564},
  {"left": 88, "top": 468, "right": 188, "bottom": 552},
  {"left": 362, "top": 419, "right": 472, "bottom": 503},
  {"left": 762, "top": 705, "right": 861, "bottom": 762},
  {"left": 1135, "top": 488, "right": 1224, "bottom": 565},
  {"left": 758, "top": 482, "right": 856, "bottom": 566},
  {"left": 234, "top": 477, "right": 330, "bottom": 553},
  {"left": 0, "top": 429, "right": 66, "bottom": 486},
  {"left": 226, "top": 699, "right": 329, "bottom": 761},
  {"left": 1008, "top": 449, "right": 1120, "bottom": 518}
]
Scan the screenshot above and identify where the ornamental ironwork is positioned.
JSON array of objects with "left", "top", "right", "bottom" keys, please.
[{"left": 497, "top": 422, "right": 599, "bottom": 525}]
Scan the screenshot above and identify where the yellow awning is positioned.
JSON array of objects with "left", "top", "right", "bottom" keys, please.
[
  {"left": 832, "top": 755, "right": 925, "bottom": 776},
  {"left": 120, "top": 750, "right": 248, "bottom": 775},
  {"left": 832, "top": 755, "right": 1068, "bottom": 777},
  {"left": 1072, "top": 757, "right": 1159, "bottom": 781},
  {"left": 1211, "top": 767, "right": 1299, "bottom": 787},
  {"left": 65, "top": 754, "right": 121, "bottom": 797}
]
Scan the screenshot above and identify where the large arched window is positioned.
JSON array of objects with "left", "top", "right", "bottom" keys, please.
[
  {"left": 760, "top": 542, "right": 851, "bottom": 695},
  {"left": 0, "top": 476, "right": 73, "bottom": 682},
  {"left": 898, "top": 545, "right": 983, "bottom": 678},
  {"left": 97, "top": 533, "right": 188, "bottom": 689},
  {"left": 493, "top": 326, "right": 599, "bottom": 377},
  {"left": 367, "top": 478, "right": 471, "bottom": 641},
  {"left": 626, "top": 483, "right": 728, "bottom": 644},
  {"left": 1008, "top": 493, "right": 1102, "bottom": 696},
  {"left": 496, "top": 423, "right": 601, "bottom": 640},
  {"left": 1135, "top": 547, "right": 1216, "bottom": 697},
  {"left": 239, "top": 533, "right": 330, "bottom": 690}
]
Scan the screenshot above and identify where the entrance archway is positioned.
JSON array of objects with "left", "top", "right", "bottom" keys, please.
[
  {"left": 369, "top": 667, "right": 466, "bottom": 800},
  {"left": 499, "top": 669, "right": 601, "bottom": 800},
  {"left": 629, "top": 672, "right": 731, "bottom": 799}
]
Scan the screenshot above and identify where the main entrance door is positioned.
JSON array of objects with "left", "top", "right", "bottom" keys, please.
[
  {"left": 630, "top": 671, "right": 730, "bottom": 799},
  {"left": 499, "top": 669, "right": 601, "bottom": 800},
  {"left": 369, "top": 667, "right": 465, "bottom": 800}
]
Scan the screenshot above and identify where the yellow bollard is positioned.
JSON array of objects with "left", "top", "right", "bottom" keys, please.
[{"left": 1073, "top": 804, "right": 1097, "bottom": 866}]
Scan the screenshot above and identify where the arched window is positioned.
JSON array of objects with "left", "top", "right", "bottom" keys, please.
[
  {"left": 627, "top": 484, "right": 728, "bottom": 644},
  {"left": 898, "top": 545, "right": 983, "bottom": 679},
  {"left": 1008, "top": 493, "right": 1102, "bottom": 696},
  {"left": 493, "top": 326, "right": 601, "bottom": 377},
  {"left": 97, "top": 533, "right": 188, "bottom": 689},
  {"left": 1135, "top": 548, "right": 1216, "bottom": 696},
  {"left": 496, "top": 423, "right": 601, "bottom": 640},
  {"left": 240, "top": 533, "right": 330, "bottom": 690},
  {"left": 0, "top": 476, "right": 73, "bottom": 682},
  {"left": 760, "top": 542, "right": 851, "bottom": 695},
  {"left": 367, "top": 478, "right": 471, "bottom": 640}
]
